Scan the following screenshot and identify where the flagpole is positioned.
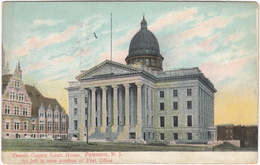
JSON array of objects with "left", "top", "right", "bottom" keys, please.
[{"left": 110, "top": 13, "right": 112, "bottom": 61}]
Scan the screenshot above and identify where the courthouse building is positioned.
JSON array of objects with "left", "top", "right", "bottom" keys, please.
[
  {"left": 2, "top": 56, "right": 69, "bottom": 139},
  {"left": 67, "top": 17, "right": 217, "bottom": 143}
]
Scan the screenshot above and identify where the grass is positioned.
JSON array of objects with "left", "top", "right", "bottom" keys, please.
[{"left": 2, "top": 139, "right": 257, "bottom": 152}]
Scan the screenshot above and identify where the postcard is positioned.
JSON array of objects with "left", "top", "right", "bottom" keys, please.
[{"left": 1, "top": 1, "right": 258, "bottom": 164}]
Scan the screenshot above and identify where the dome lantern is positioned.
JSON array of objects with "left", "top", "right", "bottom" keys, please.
[{"left": 141, "top": 15, "right": 147, "bottom": 29}]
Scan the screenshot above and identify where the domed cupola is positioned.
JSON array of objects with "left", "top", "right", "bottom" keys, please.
[{"left": 125, "top": 16, "right": 164, "bottom": 71}]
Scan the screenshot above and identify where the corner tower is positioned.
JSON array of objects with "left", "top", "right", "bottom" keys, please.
[{"left": 125, "top": 16, "right": 164, "bottom": 71}]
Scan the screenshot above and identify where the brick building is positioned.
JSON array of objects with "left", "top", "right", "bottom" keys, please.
[
  {"left": 217, "top": 124, "right": 258, "bottom": 148},
  {"left": 2, "top": 62, "right": 69, "bottom": 139}
]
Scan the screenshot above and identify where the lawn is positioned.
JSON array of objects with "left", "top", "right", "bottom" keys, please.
[{"left": 2, "top": 139, "right": 257, "bottom": 152}]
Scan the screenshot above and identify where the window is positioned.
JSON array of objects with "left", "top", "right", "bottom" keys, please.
[
  {"left": 23, "top": 107, "right": 27, "bottom": 116},
  {"left": 5, "top": 122, "right": 9, "bottom": 130},
  {"left": 14, "top": 122, "right": 20, "bottom": 130},
  {"left": 4, "top": 105, "right": 10, "bottom": 114},
  {"left": 14, "top": 107, "right": 19, "bottom": 115},
  {"left": 160, "top": 133, "right": 165, "bottom": 140},
  {"left": 47, "top": 112, "right": 52, "bottom": 118},
  {"left": 173, "top": 102, "right": 178, "bottom": 110},
  {"left": 173, "top": 133, "right": 178, "bottom": 140},
  {"left": 74, "top": 98, "right": 78, "bottom": 104},
  {"left": 173, "top": 90, "right": 178, "bottom": 97},
  {"left": 151, "top": 59, "right": 155, "bottom": 66},
  {"left": 151, "top": 116, "right": 154, "bottom": 126},
  {"left": 145, "top": 58, "right": 150, "bottom": 65},
  {"left": 54, "top": 113, "right": 59, "bottom": 119},
  {"left": 54, "top": 122, "right": 59, "bottom": 131},
  {"left": 74, "top": 108, "right": 78, "bottom": 115},
  {"left": 160, "top": 116, "right": 165, "bottom": 127},
  {"left": 160, "top": 91, "right": 164, "bottom": 98},
  {"left": 47, "top": 121, "right": 52, "bottom": 131},
  {"left": 173, "top": 116, "right": 178, "bottom": 127},
  {"left": 187, "top": 89, "right": 192, "bottom": 96},
  {"left": 85, "top": 108, "right": 88, "bottom": 115},
  {"left": 74, "top": 120, "right": 78, "bottom": 130},
  {"left": 187, "top": 133, "right": 192, "bottom": 140},
  {"left": 14, "top": 81, "right": 20, "bottom": 88},
  {"left": 39, "top": 121, "right": 44, "bottom": 131},
  {"left": 187, "top": 115, "right": 192, "bottom": 127},
  {"left": 18, "top": 93, "right": 24, "bottom": 101},
  {"left": 32, "top": 124, "right": 35, "bottom": 130},
  {"left": 24, "top": 122, "right": 27, "bottom": 130},
  {"left": 40, "top": 112, "right": 44, "bottom": 117},
  {"left": 62, "top": 122, "right": 66, "bottom": 131},
  {"left": 85, "top": 97, "right": 88, "bottom": 103},
  {"left": 9, "top": 92, "right": 15, "bottom": 100},
  {"left": 187, "top": 101, "right": 192, "bottom": 109},
  {"left": 160, "top": 103, "right": 164, "bottom": 110}
]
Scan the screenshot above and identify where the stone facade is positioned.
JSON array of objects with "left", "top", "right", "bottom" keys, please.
[
  {"left": 66, "top": 17, "right": 217, "bottom": 144},
  {"left": 67, "top": 61, "right": 216, "bottom": 143}
]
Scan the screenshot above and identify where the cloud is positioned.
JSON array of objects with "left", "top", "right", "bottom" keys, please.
[
  {"left": 113, "top": 29, "right": 137, "bottom": 48},
  {"left": 223, "top": 32, "right": 246, "bottom": 46},
  {"left": 149, "top": 8, "right": 199, "bottom": 32},
  {"left": 33, "top": 19, "right": 64, "bottom": 26},
  {"left": 199, "top": 56, "right": 255, "bottom": 83},
  {"left": 11, "top": 25, "right": 76, "bottom": 57},
  {"left": 178, "top": 16, "right": 232, "bottom": 43},
  {"left": 196, "top": 33, "right": 221, "bottom": 53}
]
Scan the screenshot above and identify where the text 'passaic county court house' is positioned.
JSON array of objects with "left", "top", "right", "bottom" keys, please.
[{"left": 67, "top": 16, "right": 217, "bottom": 144}]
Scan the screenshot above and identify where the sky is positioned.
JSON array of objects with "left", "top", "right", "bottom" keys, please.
[{"left": 2, "top": 2, "right": 258, "bottom": 125}]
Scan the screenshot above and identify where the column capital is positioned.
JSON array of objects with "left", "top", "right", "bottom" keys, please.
[
  {"left": 80, "top": 88, "right": 85, "bottom": 91},
  {"left": 123, "top": 83, "right": 131, "bottom": 88},
  {"left": 90, "top": 87, "right": 97, "bottom": 91},
  {"left": 135, "top": 82, "right": 143, "bottom": 88},
  {"left": 111, "top": 84, "right": 119, "bottom": 89},
  {"left": 100, "top": 86, "right": 108, "bottom": 90}
]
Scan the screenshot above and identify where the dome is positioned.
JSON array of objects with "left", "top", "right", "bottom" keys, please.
[
  {"left": 125, "top": 16, "right": 164, "bottom": 71},
  {"left": 126, "top": 17, "right": 162, "bottom": 60}
]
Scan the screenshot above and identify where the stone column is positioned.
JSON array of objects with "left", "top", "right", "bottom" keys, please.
[
  {"left": 100, "top": 86, "right": 107, "bottom": 133},
  {"left": 136, "top": 83, "right": 143, "bottom": 139},
  {"left": 79, "top": 88, "right": 85, "bottom": 141},
  {"left": 123, "top": 84, "right": 130, "bottom": 130},
  {"left": 89, "top": 87, "right": 96, "bottom": 134},
  {"left": 112, "top": 85, "right": 118, "bottom": 132},
  {"left": 147, "top": 86, "right": 152, "bottom": 126},
  {"left": 118, "top": 84, "right": 131, "bottom": 140},
  {"left": 107, "top": 87, "right": 112, "bottom": 127},
  {"left": 130, "top": 86, "right": 134, "bottom": 126}
]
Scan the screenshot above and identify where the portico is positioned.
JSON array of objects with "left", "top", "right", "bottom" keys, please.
[{"left": 77, "top": 75, "right": 153, "bottom": 141}]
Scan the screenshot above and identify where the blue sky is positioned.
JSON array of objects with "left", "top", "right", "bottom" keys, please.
[{"left": 3, "top": 2, "right": 258, "bottom": 125}]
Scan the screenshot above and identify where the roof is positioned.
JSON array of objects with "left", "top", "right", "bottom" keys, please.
[
  {"left": 2, "top": 74, "right": 12, "bottom": 94},
  {"left": 126, "top": 17, "right": 162, "bottom": 60},
  {"left": 2, "top": 74, "right": 64, "bottom": 117},
  {"left": 76, "top": 60, "right": 217, "bottom": 93},
  {"left": 25, "top": 85, "right": 63, "bottom": 117}
]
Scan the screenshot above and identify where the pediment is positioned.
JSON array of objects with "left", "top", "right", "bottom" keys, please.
[{"left": 76, "top": 60, "right": 141, "bottom": 80}]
